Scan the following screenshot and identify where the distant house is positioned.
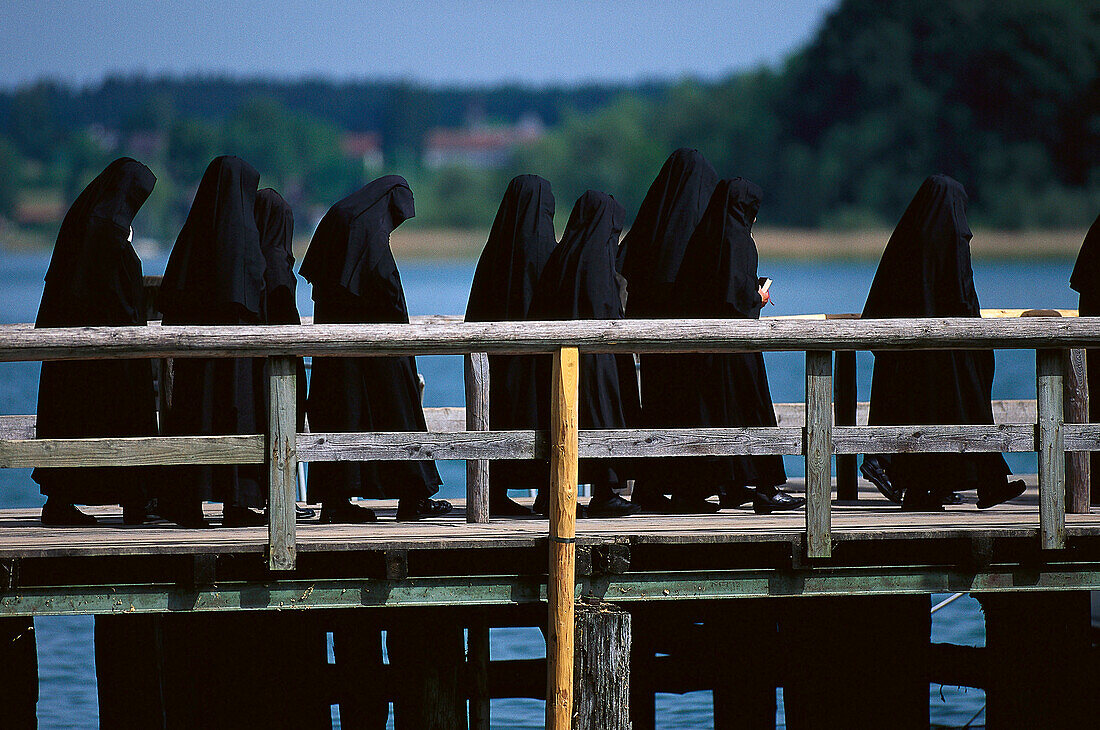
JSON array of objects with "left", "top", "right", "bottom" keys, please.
[
  {"left": 339, "top": 132, "right": 384, "bottom": 170},
  {"left": 125, "top": 131, "right": 165, "bottom": 158},
  {"left": 422, "top": 115, "right": 544, "bottom": 170}
]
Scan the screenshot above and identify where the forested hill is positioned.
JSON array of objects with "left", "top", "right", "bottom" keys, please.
[{"left": 0, "top": 0, "right": 1096, "bottom": 238}]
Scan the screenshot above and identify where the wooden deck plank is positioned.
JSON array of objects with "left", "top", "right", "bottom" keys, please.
[{"left": 0, "top": 476, "right": 1096, "bottom": 559}]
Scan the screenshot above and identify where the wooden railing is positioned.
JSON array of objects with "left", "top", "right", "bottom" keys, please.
[{"left": 1, "top": 315, "right": 1097, "bottom": 727}]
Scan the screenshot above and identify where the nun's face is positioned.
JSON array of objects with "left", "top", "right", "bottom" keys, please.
[{"left": 128, "top": 227, "right": 133, "bottom": 243}]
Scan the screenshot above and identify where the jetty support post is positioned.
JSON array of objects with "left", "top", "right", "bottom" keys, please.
[
  {"left": 1065, "top": 348, "right": 1090, "bottom": 513},
  {"left": 573, "top": 600, "right": 631, "bottom": 730},
  {"left": 465, "top": 352, "right": 491, "bottom": 523},
  {"left": 806, "top": 350, "right": 833, "bottom": 558},
  {"left": 834, "top": 350, "right": 858, "bottom": 501},
  {"left": 267, "top": 355, "right": 297, "bottom": 571},
  {"left": 546, "top": 346, "right": 579, "bottom": 730},
  {"left": 1037, "top": 349, "right": 1067, "bottom": 549}
]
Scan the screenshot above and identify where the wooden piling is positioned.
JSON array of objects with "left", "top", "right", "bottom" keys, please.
[
  {"left": 982, "top": 591, "right": 1091, "bottom": 727},
  {"left": 332, "top": 611, "right": 389, "bottom": 728},
  {"left": 467, "top": 622, "right": 491, "bottom": 730},
  {"left": 783, "top": 595, "right": 929, "bottom": 729},
  {"left": 0, "top": 616, "right": 37, "bottom": 729},
  {"left": 805, "top": 351, "right": 833, "bottom": 558},
  {"left": 1065, "top": 348, "right": 1090, "bottom": 512},
  {"left": 546, "top": 346, "right": 579, "bottom": 730},
  {"left": 834, "top": 351, "right": 858, "bottom": 501},
  {"left": 1037, "top": 349, "right": 1066, "bottom": 549},
  {"left": 267, "top": 355, "right": 297, "bottom": 570},
  {"left": 573, "top": 601, "right": 631, "bottom": 730},
  {"left": 389, "top": 617, "right": 467, "bottom": 730},
  {"left": 465, "top": 352, "right": 490, "bottom": 523}
]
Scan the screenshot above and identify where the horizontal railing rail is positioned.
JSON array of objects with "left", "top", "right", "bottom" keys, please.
[{"left": 1, "top": 316, "right": 1100, "bottom": 361}]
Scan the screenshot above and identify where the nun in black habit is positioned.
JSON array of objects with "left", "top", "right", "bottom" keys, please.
[
  {"left": 861, "top": 175, "right": 1025, "bottom": 511},
  {"left": 635, "top": 178, "right": 800, "bottom": 514},
  {"left": 528, "top": 190, "right": 640, "bottom": 518},
  {"left": 255, "top": 188, "right": 316, "bottom": 520},
  {"left": 465, "top": 175, "right": 557, "bottom": 516},
  {"left": 301, "top": 176, "right": 450, "bottom": 523},
  {"left": 255, "top": 188, "right": 308, "bottom": 430},
  {"left": 617, "top": 148, "right": 719, "bottom": 511},
  {"left": 159, "top": 155, "right": 269, "bottom": 527},
  {"left": 1070, "top": 213, "right": 1100, "bottom": 499},
  {"left": 33, "top": 157, "right": 158, "bottom": 526}
]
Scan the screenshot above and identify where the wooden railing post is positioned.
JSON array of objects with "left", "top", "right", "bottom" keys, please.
[
  {"left": 1065, "top": 348, "right": 1090, "bottom": 513},
  {"left": 1037, "top": 349, "right": 1066, "bottom": 549},
  {"left": 267, "top": 356, "right": 297, "bottom": 571},
  {"left": 834, "top": 350, "right": 858, "bottom": 501},
  {"left": 806, "top": 351, "right": 833, "bottom": 558},
  {"left": 547, "top": 346, "right": 579, "bottom": 730},
  {"left": 465, "top": 352, "right": 490, "bottom": 523}
]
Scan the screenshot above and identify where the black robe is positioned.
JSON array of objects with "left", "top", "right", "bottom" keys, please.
[
  {"left": 529, "top": 190, "right": 631, "bottom": 487},
  {"left": 160, "top": 155, "right": 268, "bottom": 510},
  {"left": 620, "top": 148, "right": 720, "bottom": 318},
  {"left": 620, "top": 148, "right": 720, "bottom": 442},
  {"left": 465, "top": 175, "right": 556, "bottom": 493},
  {"left": 32, "top": 157, "right": 158, "bottom": 505},
  {"left": 301, "top": 176, "right": 441, "bottom": 501},
  {"left": 636, "top": 178, "right": 786, "bottom": 500},
  {"left": 255, "top": 188, "right": 307, "bottom": 432},
  {"left": 864, "top": 174, "right": 1011, "bottom": 504},
  {"left": 1069, "top": 212, "right": 1100, "bottom": 496}
]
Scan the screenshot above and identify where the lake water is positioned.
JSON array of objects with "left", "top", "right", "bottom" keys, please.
[{"left": 0, "top": 248, "right": 1081, "bottom": 728}]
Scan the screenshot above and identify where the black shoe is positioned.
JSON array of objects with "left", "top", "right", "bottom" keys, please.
[
  {"left": 900, "top": 493, "right": 945, "bottom": 512},
  {"left": 670, "top": 495, "right": 721, "bottom": 514},
  {"left": 319, "top": 501, "right": 377, "bottom": 524},
  {"left": 941, "top": 492, "right": 965, "bottom": 506},
  {"left": 719, "top": 486, "right": 755, "bottom": 509},
  {"left": 157, "top": 501, "right": 208, "bottom": 528},
  {"left": 861, "top": 457, "right": 903, "bottom": 504},
  {"left": 222, "top": 506, "right": 266, "bottom": 528},
  {"left": 396, "top": 498, "right": 454, "bottom": 522},
  {"left": 295, "top": 505, "right": 317, "bottom": 521},
  {"left": 490, "top": 496, "right": 534, "bottom": 516},
  {"left": 752, "top": 489, "right": 806, "bottom": 515},
  {"left": 532, "top": 498, "right": 587, "bottom": 519},
  {"left": 41, "top": 500, "right": 97, "bottom": 526},
  {"left": 122, "top": 500, "right": 159, "bottom": 525},
  {"left": 586, "top": 494, "right": 642, "bottom": 518},
  {"left": 631, "top": 492, "right": 675, "bottom": 513},
  {"left": 977, "top": 480, "right": 1027, "bottom": 510}
]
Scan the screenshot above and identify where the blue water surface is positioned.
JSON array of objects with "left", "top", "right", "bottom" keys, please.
[{"left": 0, "top": 247, "right": 1078, "bottom": 727}]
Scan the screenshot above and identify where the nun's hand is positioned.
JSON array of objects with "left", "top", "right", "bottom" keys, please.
[{"left": 758, "top": 287, "right": 770, "bottom": 305}]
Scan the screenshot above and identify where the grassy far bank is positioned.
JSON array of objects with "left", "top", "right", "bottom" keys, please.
[
  {"left": 1, "top": 225, "right": 1092, "bottom": 261},
  {"left": 377, "top": 226, "right": 1095, "bottom": 261}
]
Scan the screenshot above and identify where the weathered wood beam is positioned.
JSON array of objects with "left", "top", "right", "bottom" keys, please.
[
  {"left": 1065, "top": 348, "right": 1090, "bottom": 513},
  {"left": 806, "top": 351, "right": 833, "bottom": 559},
  {"left": 465, "top": 352, "right": 490, "bottom": 524},
  {"left": 1037, "top": 349, "right": 1067, "bottom": 550},
  {"left": 6, "top": 316, "right": 1100, "bottom": 362},
  {"left": 267, "top": 356, "right": 297, "bottom": 571},
  {"left": 0, "top": 434, "right": 263, "bottom": 469}
]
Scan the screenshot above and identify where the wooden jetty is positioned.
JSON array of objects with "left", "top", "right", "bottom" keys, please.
[{"left": 1, "top": 308, "right": 1100, "bottom": 727}]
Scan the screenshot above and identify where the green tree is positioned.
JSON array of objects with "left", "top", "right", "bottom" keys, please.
[{"left": 0, "top": 135, "right": 22, "bottom": 219}]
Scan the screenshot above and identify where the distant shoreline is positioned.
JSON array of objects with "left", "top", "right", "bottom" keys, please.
[{"left": 2, "top": 226, "right": 1089, "bottom": 261}]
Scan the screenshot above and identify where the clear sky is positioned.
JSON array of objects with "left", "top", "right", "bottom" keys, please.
[{"left": 0, "top": 0, "right": 840, "bottom": 89}]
